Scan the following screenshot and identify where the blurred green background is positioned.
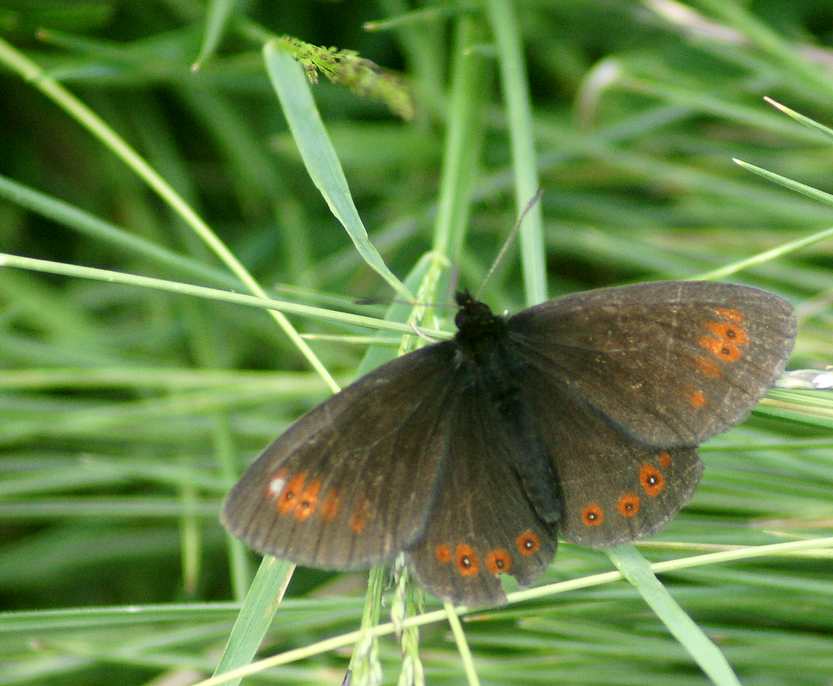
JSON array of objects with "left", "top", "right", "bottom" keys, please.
[{"left": 1, "top": 1, "right": 832, "bottom": 684}]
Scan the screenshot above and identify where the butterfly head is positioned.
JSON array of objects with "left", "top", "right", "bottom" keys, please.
[{"left": 453, "top": 290, "right": 505, "bottom": 346}]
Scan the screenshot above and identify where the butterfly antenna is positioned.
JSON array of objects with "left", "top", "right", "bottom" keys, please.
[
  {"left": 476, "top": 188, "right": 543, "bottom": 299},
  {"left": 448, "top": 263, "right": 460, "bottom": 295}
]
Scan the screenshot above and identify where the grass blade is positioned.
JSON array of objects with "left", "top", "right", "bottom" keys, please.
[{"left": 263, "top": 40, "right": 412, "bottom": 301}]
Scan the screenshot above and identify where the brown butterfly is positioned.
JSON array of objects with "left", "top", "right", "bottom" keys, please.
[{"left": 222, "top": 281, "right": 796, "bottom": 605}]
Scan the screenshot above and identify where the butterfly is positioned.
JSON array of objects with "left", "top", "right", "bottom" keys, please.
[{"left": 221, "top": 281, "right": 796, "bottom": 605}]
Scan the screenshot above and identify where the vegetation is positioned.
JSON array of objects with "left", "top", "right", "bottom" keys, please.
[{"left": 1, "top": 1, "right": 832, "bottom": 685}]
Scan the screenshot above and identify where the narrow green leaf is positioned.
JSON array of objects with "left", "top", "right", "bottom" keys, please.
[
  {"left": 0, "top": 253, "right": 450, "bottom": 340},
  {"left": 485, "top": 0, "right": 546, "bottom": 306},
  {"left": 732, "top": 158, "right": 833, "bottom": 209},
  {"left": 193, "top": 0, "right": 237, "bottom": 71},
  {"left": 432, "top": 16, "right": 489, "bottom": 268},
  {"left": 607, "top": 545, "right": 741, "bottom": 686},
  {"left": 212, "top": 556, "right": 295, "bottom": 684},
  {"left": 263, "top": 41, "right": 412, "bottom": 300},
  {"left": 764, "top": 96, "right": 833, "bottom": 141},
  {"left": 0, "top": 174, "right": 239, "bottom": 289}
]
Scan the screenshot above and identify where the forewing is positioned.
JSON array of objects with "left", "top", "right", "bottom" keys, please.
[
  {"left": 407, "top": 383, "right": 557, "bottom": 606},
  {"left": 221, "top": 342, "right": 456, "bottom": 570},
  {"left": 508, "top": 281, "right": 796, "bottom": 447}
]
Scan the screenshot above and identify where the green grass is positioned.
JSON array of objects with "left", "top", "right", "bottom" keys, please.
[{"left": 1, "top": 2, "right": 833, "bottom": 685}]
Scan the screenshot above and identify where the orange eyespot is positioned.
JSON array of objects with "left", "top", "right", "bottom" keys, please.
[
  {"left": 455, "top": 544, "right": 479, "bottom": 577},
  {"left": 617, "top": 493, "right": 640, "bottom": 518},
  {"left": 293, "top": 479, "right": 321, "bottom": 521},
  {"left": 435, "top": 544, "right": 452, "bottom": 564},
  {"left": 694, "top": 355, "right": 722, "bottom": 379},
  {"left": 321, "top": 490, "right": 341, "bottom": 521},
  {"left": 658, "top": 451, "right": 672, "bottom": 469},
  {"left": 349, "top": 499, "right": 371, "bottom": 534},
  {"left": 515, "top": 530, "right": 541, "bottom": 557},
  {"left": 707, "top": 321, "right": 749, "bottom": 346},
  {"left": 277, "top": 472, "right": 307, "bottom": 515},
  {"left": 689, "top": 389, "right": 706, "bottom": 408},
  {"left": 581, "top": 503, "right": 604, "bottom": 527},
  {"left": 699, "top": 319, "right": 749, "bottom": 363},
  {"left": 639, "top": 464, "right": 665, "bottom": 497},
  {"left": 485, "top": 548, "right": 513, "bottom": 575},
  {"left": 699, "top": 335, "right": 740, "bottom": 362}
]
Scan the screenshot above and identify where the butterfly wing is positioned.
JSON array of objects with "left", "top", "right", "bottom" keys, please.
[
  {"left": 407, "top": 379, "right": 557, "bottom": 606},
  {"left": 523, "top": 372, "right": 703, "bottom": 546},
  {"left": 508, "top": 281, "right": 796, "bottom": 447},
  {"left": 507, "top": 280, "right": 794, "bottom": 546},
  {"left": 221, "top": 342, "right": 457, "bottom": 570}
]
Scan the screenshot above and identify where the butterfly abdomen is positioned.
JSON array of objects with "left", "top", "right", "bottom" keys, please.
[{"left": 467, "top": 337, "right": 563, "bottom": 527}]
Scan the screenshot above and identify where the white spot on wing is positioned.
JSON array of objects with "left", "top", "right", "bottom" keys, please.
[{"left": 268, "top": 476, "right": 286, "bottom": 498}]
